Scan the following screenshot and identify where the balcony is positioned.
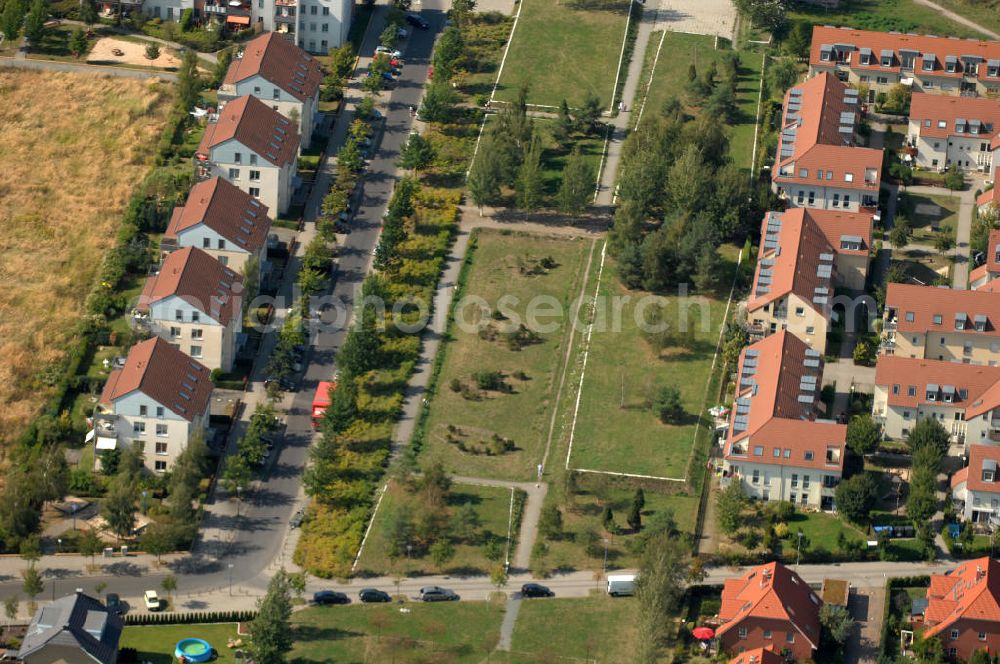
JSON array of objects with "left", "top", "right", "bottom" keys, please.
[{"left": 87, "top": 413, "right": 119, "bottom": 452}]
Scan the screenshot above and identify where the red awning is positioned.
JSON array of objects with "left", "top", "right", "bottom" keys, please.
[{"left": 226, "top": 15, "right": 250, "bottom": 25}]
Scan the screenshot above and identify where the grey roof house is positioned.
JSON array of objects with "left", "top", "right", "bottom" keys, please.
[{"left": 18, "top": 592, "right": 123, "bottom": 664}]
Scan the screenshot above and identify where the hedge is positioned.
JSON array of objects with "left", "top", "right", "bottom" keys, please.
[{"left": 124, "top": 610, "right": 257, "bottom": 626}]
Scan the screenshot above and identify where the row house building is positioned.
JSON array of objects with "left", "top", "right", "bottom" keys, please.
[
  {"left": 716, "top": 562, "right": 823, "bottom": 661},
  {"left": 872, "top": 355, "right": 1000, "bottom": 443},
  {"left": 143, "top": 0, "right": 353, "bottom": 54},
  {"left": 164, "top": 176, "right": 272, "bottom": 280},
  {"left": 809, "top": 26, "right": 1000, "bottom": 99},
  {"left": 922, "top": 557, "right": 1000, "bottom": 661},
  {"left": 773, "top": 73, "right": 882, "bottom": 211},
  {"left": 952, "top": 444, "right": 1000, "bottom": 524},
  {"left": 881, "top": 283, "right": 1000, "bottom": 364},
  {"left": 906, "top": 93, "right": 1000, "bottom": 174},
  {"left": 746, "top": 208, "right": 872, "bottom": 353},
  {"left": 218, "top": 32, "right": 324, "bottom": 148},
  {"left": 196, "top": 94, "right": 300, "bottom": 216},
  {"left": 721, "top": 331, "right": 847, "bottom": 511},
  {"left": 92, "top": 338, "right": 213, "bottom": 473},
  {"left": 137, "top": 246, "right": 244, "bottom": 372}
]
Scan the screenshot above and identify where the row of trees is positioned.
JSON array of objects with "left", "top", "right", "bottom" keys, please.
[{"left": 221, "top": 405, "right": 279, "bottom": 493}]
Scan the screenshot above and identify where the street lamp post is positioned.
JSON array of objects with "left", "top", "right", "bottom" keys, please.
[
  {"left": 71, "top": 503, "right": 78, "bottom": 531},
  {"left": 236, "top": 485, "right": 243, "bottom": 519},
  {"left": 406, "top": 544, "right": 412, "bottom": 561},
  {"left": 228, "top": 563, "right": 235, "bottom": 596},
  {"left": 142, "top": 490, "right": 148, "bottom": 515},
  {"left": 796, "top": 531, "right": 804, "bottom": 568},
  {"left": 602, "top": 538, "right": 609, "bottom": 577},
  {"left": 57, "top": 538, "right": 62, "bottom": 554}
]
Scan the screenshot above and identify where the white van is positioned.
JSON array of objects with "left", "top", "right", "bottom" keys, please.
[{"left": 606, "top": 574, "right": 636, "bottom": 597}]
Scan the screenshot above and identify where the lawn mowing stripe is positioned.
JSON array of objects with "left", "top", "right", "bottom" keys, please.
[
  {"left": 564, "top": 240, "right": 607, "bottom": 470},
  {"left": 539, "top": 238, "right": 598, "bottom": 472},
  {"left": 488, "top": 0, "right": 524, "bottom": 105},
  {"left": 351, "top": 481, "right": 388, "bottom": 572}
]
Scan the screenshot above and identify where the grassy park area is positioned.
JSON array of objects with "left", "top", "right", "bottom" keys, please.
[
  {"left": 568, "top": 258, "right": 734, "bottom": 479},
  {"left": 903, "top": 193, "right": 960, "bottom": 244},
  {"left": 787, "top": 0, "right": 983, "bottom": 40},
  {"left": 355, "top": 481, "right": 519, "bottom": 576},
  {"left": 507, "top": 595, "right": 639, "bottom": 663},
  {"left": 120, "top": 624, "right": 241, "bottom": 664},
  {"left": 421, "top": 230, "right": 595, "bottom": 481},
  {"left": 494, "top": 0, "right": 631, "bottom": 108}
]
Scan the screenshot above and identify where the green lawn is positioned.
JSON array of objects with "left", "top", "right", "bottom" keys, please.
[
  {"left": 120, "top": 623, "right": 242, "bottom": 664},
  {"left": 904, "top": 193, "right": 959, "bottom": 244},
  {"left": 356, "top": 480, "right": 517, "bottom": 576},
  {"left": 535, "top": 485, "right": 700, "bottom": 574},
  {"left": 785, "top": 510, "right": 867, "bottom": 553},
  {"left": 638, "top": 32, "right": 763, "bottom": 169},
  {"left": 787, "top": 0, "right": 984, "bottom": 40},
  {"left": 894, "top": 251, "right": 951, "bottom": 286},
  {"left": 422, "top": 229, "right": 595, "bottom": 480},
  {"left": 494, "top": 0, "right": 631, "bottom": 108},
  {"left": 507, "top": 595, "right": 639, "bottom": 663},
  {"left": 568, "top": 258, "right": 734, "bottom": 479},
  {"left": 931, "top": 0, "right": 1000, "bottom": 37},
  {"left": 290, "top": 601, "right": 505, "bottom": 663}
]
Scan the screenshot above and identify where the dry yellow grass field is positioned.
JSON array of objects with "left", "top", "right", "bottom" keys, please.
[{"left": 0, "top": 69, "right": 171, "bottom": 447}]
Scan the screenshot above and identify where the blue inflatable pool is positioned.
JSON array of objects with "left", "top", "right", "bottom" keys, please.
[{"left": 174, "top": 638, "right": 213, "bottom": 663}]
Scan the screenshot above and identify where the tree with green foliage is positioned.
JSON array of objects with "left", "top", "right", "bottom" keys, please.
[
  {"left": 338, "top": 304, "right": 380, "bottom": 375},
  {"left": 733, "top": 0, "right": 787, "bottom": 32},
  {"left": 944, "top": 163, "right": 965, "bottom": 191},
  {"left": 467, "top": 143, "right": 501, "bottom": 215},
  {"left": 627, "top": 500, "right": 642, "bottom": 531},
  {"left": 834, "top": 472, "right": 879, "bottom": 524},
  {"left": 251, "top": 570, "right": 293, "bottom": 664},
  {"left": 783, "top": 21, "right": 810, "bottom": 58},
  {"left": 21, "top": 566, "right": 43, "bottom": 609},
  {"left": 934, "top": 232, "right": 955, "bottom": 253},
  {"left": 69, "top": 27, "right": 87, "bottom": 57},
  {"left": 419, "top": 79, "right": 458, "bottom": 123},
  {"left": 654, "top": 385, "right": 684, "bottom": 424},
  {"left": 4, "top": 595, "right": 18, "bottom": 623},
  {"left": 429, "top": 539, "right": 455, "bottom": 571},
  {"left": 515, "top": 132, "right": 543, "bottom": 211},
  {"left": 79, "top": 0, "right": 98, "bottom": 24},
  {"left": 144, "top": 43, "right": 161, "bottom": 60},
  {"left": 141, "top": 523, "right": 174, "bottom": 564},
  {"left": 221, "top": 453, "right": 252, "bottom": 495},
  {"left": 558, "top": 147, "right": 593, "bottom": 216},
  {"left": 161, "top": 574, "right": 177, "bottom": 601},
  {"left": 451, "top": 502, "right": 482, "bottom": 543},
  {"left": 102, "top": 479, "right": 137, "bottom": 541},
  {"left": 635, "top": 535, "right": 689, "bottom": 663},
  {"left": 432, "top": 25, "right": 463, "bottom": 81},
  {"left": 0, "top": 0, "right": 25, "bottom": 42},
  {"left": 176, "top": 48, "right": 202, "bottom": 111},
  {"left": 846, "top": 414, "right": 880, "bottom": 457},
  {"left": 820, "top": 604, "right": 854, "bottom": 645},
  {"left": 328, "top": 43, "right": 356, "bottom": 79},
  {"left": 907, "top": 418, "right": 950, "bottom": 460},
  {"left": 693, "top": 244, "right": 718, "bottom": 294},
  {"left": 379, "top": 24, "right": 398, "bottom": 49},
  {"left": 889, "top": 218, "right": 912, "bottom": 249},
  {"left": 538, "top": 504, "right": 563, "bottom": 540},
  {"left": 576, "top": 91, "right": 603, "bottom": 134},
  {"left": 399, "top": 132, "right": 435, "bottom": 171},
  {"left": 78, "top": 528, "right": 103, "bottom": 568},
  {"left": 769, "top": 57, "right": 799, "bottom": 97},
  {"left": 716, "top": 481, "right": 746, "bottom": 534},
  {"left": 23, "top": 0, "right": 46, "bottom": 45}
]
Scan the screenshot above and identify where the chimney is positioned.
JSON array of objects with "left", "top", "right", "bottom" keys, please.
[{"left": 977, "top": 565, "right": 985, "bottom": 581}]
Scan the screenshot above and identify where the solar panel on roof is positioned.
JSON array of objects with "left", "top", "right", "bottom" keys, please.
[
  {"left": 806, "top": 348, "right": 820, "bottom": 357},
  {"left": 815, "top": 287, "right": 829, "bottom": 295},
  {"left": 745, "top": 349, "right": 759, "bottom": 357},
  {"left": 819, "top": 253, "right": 835, "bottom": 262},
  {"left": 804, "top": 358, "right": 820, "bottom": 368},
  {"left": 182, "top": 381, "right": 194, "bottom": 391},
  {"left": 813, "top": 296, "right": 829, "bottom": 305},
  {"left": 798, "top": 395, "right": 815, "bottom": 404}
]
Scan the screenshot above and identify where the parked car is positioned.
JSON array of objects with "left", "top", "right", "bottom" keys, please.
[
  {"left": 314, "top": 590, "right": 350, "bottom": 605},
  {"left": 290, "top": 509, "right": 305, "bottom": 528},
  {"left": 405, "top": 13, "right": 429, "bottom": 29},
  {"left": 105, "top": 593, "right": 126, "bottom": 615},
  {"left": 264, "top": 375, "right": 297, "bottom": 392},
  {"left": 359, "top": 588, "right": 391, "bottom": 603},
  {"left": 395, "top": 26, "right": 408, "bottom": 39},
  {"left": 143, "top": 590, "right": 161, "bottom": 611},
  {"left": 375, "top": 46, "right": 403, "bottom": 58},
  {"left": 520, "top": 583, "right": 554, "bottom": 599},
  {"left": 419, "top": 586, "right": 459, "bottom": 602}
]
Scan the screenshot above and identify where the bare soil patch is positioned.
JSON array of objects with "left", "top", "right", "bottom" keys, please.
[{"left": 87, "top": 37, "right": 180, "bottom": 69}]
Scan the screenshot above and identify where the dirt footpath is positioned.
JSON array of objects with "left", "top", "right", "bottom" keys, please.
[{"left": 87, "top": 37, "right": 180, "bottom": 69}]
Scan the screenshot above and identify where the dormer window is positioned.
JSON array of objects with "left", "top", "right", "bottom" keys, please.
[
  {"left": 927, "top": 384, "right": 939, "bottom": 401},
  {"left": 905, "top": 311, "right": 915, "bottom": 322},
  {"left": 946, "top": 56, "right": 958, "bottom": 73},
  {"left": 859, "top": 48, "right": 872, "bottom": 65},
  {"left": 923, "top": 54, "right": 936, "bottom": 72},
  {"left": 880, "top": 49, "right": 893, "bottom": 67},
  {"left": 975, "top": 315, "right": 988, "bottom": 332},
  {"left": 820, "top": 44, "right": 833, "bottom": 62},
  {"left": 989, "top": 59, "right": 1000, "bottom": 77},
  {"left": 956, "top": 313, "right": 968, "bottom": 330},
  {"left": 804, "top": 451, "right": 814, "bottom": 461},
  {"left": 985, "top": 470, "right": 995, "bottom": 482},
  {"left": 933, "top": 314, "right": 943, "bottom": 325}
]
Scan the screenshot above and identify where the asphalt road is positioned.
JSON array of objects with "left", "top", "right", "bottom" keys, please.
[{"left": 0, "top": 8, "right": 446, "bottom": 606}]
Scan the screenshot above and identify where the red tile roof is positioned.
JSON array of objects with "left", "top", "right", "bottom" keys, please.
[
  {"left": 874, "top": 355, "right": 1000, "bottom": 410},
  {"left": 910, "top": 93, "right": 1000, "bottom": 141},
  {"left": 925, "top": 557, "right": 1000, "bottom": 639},
  {"left": 99, "top": 337, "right": 213, "bottom": 421},
  {"left": 885, "top": 282, "right": 1000, "bottom": 337},
  {"left": 748, "top": 209, "right": 871, "bottom": 315},
  {"left": 773, "top": 73, "right": 882, "bottom": 192},
  {"left": 717, "top": 562, "right": 822, "bottom": 650},
  {"left": 729, "top": 648, "right": 784, "bottom": 664},
  {"left": 223, "top": 32, "right": 323, "bottom": 103},
  {"left": 137, "top": 247, "right": 243, "bottom": 326},
  {"left": 724, "top": 331, "right": 847, "bottom": 471},
  {"left": 165, "top": 177, "right": 271, "bottom": 254},
  {"left": 810, "top": 26, "right": 1000, "bottom": 83},
  {"left": 197, "top": 95, "right": 299, "bottom": 167},
  {"left": 952, "top": 444, "right": 1000, "bottom": 494},
  {"left": 978, "top": 188, "right": 1000, "bottom": 209}
]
